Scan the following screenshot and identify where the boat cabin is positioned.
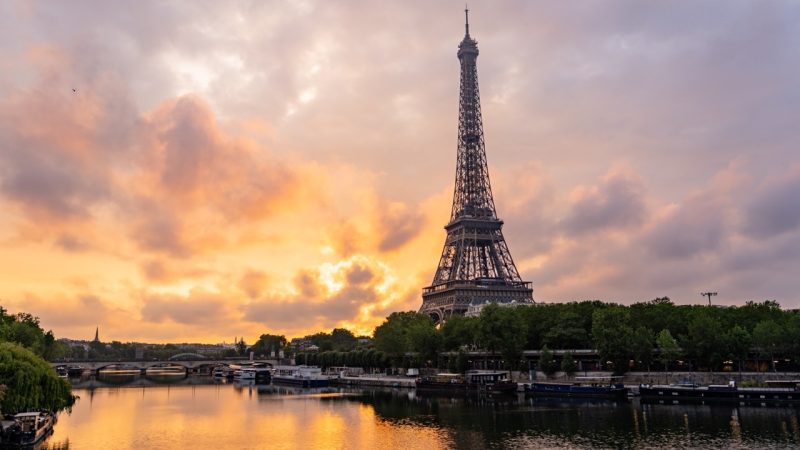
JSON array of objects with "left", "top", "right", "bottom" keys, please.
[{"left": 465, "top": 370, "right": 510, "bottom": 385}]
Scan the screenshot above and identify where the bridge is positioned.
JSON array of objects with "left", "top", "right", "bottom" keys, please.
[{"left": 51, "top": 358, "right": 283, "bottom": 375}]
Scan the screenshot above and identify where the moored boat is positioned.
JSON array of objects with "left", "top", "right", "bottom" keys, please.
[
  {"left": 272, "top": 365, "right": 329, "bottom": 388},
  {"left": 240, "top": 367, "right": 272, "bottom": 384},
  {"left": 639, "top": 380, "right": 800, "bottom": 405},
  {"left": 0, "top": 411, "right": 55, "bottom": 447},
  {"left": 415, "top": 370, "right": 518, "bottom": 395},
  {"left": 526, "top": 376, "right": 628, "bottom": 400}
]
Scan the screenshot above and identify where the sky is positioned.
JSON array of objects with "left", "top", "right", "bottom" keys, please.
[{"left": 1, "top": 1, "right": 799, "bottom": 343}]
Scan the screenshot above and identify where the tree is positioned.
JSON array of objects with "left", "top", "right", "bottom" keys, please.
[
  {"left": 539, "top": 346, "right": 558, "bottom": 377},
  {"left": 630, "top": 327, "right": 654, "bottom": 372},
  {"left": 685, "top": 312, "right": 724, "bottom": 371},
  {"left": 373, "top": 312, "right": 437, "bottom": 366},
  {"left": 723, "top": 325, "right": 751, "bottom": 373},
  {"left": 753, "top": 320, "right": 784, "bottom": 372},
  {"left": 330, "top": 328, "right": 357, "bottom": 351},
  {"left": 407, "top": 318, "right": 441, "bottom": 365},
  {"left": 235, "top": 337, "right": 247, "bottom": 356},
  {"left": 561, "top": 351, "right": 577, "bottom": 377},
  {"left": 591, "top": 306, "right": 633, "bottom": 374},
  {"left": 542, "top": 312, "right": 589, "bottom": 349},
  {"left": 250, "top": 334, "right": 287, "bottom": 357},
  {"left": 656, "top": 329, "right": 681, "bottom": 382},
  {"left": 0, "top": 342, "right": 74, "bottom": 413},
  {"left": 440, "top": 315, "right": 478, "bottom": 351},
  {"left": 477, "top": 304, "right": 528, "bottom": 370}
]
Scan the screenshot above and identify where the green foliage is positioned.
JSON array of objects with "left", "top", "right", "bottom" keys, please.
[
  {"left": 250, "top": 334, "right": 288, "bottom": 357},
  {"left": 753, "top": 320, "right": 784, "bottom": 371},
  {"left": 440, "top": 315, "right": 478, "bottom": 351},
  {"left": 539, "top": 346, "right": 558, "bottom": 376},
  {"left": 0, "top": 342, "right": 74, "bottom": 413},
  {"left": 477, "top": 304, "right": 527, "bottom": 369},
  {"left": 0, "top": 307, "right": 68, "bottom": 360},
  {"left": 630, "top": 326, "right": 654, "bottom": 371},
  {"left": 374, "top": 312, "right": 438, "bottom": 365},
  {"left": 591, "top": 306, "right": 633, "bottom": 374},
  {"left": 234, "top": 337, "right": 247, "bottom": 356},
  {"left": 330, "top": 328, "right": 357, "bottom": 351},
  {"left": 723, "top": 325, "right": 751, "bottom": 372},
  {"left": 656, "top": 329, "right": 681, "bottom": 370},
  {"left": 684, "top": 310, "right": 725, "bottom": 371},
  {"left": 561, "top": 351, "right": 577, "bottom": 376}
]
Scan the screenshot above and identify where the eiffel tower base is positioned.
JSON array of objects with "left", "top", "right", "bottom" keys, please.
[{"left": 420, "top": 282, "right": 533, "bottom": 324}]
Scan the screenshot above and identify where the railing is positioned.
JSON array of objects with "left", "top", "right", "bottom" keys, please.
[{"left": 423, "top": 279, "right": 532, "bottom": 295}]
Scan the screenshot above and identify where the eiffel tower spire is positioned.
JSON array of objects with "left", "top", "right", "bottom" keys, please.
[{"left": 420, "top": 11, "right": 533, "bottom": 324}]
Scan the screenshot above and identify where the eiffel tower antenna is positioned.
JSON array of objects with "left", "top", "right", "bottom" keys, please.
[
  {"left": 465, "top": 5, "right": 469, "bottom": 36},
  {"left": 420, "top": 10, "right": 533, "bottom": 324}
]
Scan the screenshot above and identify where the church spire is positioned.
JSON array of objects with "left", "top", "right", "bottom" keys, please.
[{"left": 93, "top": 326, "right": 99, "bottom": 342}]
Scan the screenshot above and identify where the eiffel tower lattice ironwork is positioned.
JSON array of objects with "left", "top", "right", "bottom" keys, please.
[{"left": 420, "top": 9, "right": 533, "bottom": 324}]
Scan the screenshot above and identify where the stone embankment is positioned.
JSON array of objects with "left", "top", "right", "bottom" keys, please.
[{"left": 518, "top": 370, "right": 800, "bottom": 386}]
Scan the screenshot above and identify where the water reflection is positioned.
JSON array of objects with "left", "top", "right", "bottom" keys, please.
[{"left": 39, "top": 381, "right": 800, "bottom": 450}]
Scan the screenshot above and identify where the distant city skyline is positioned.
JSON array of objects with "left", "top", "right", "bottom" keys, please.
[{"left": 1, "top": 1, "right": 799, "bottom": 342}]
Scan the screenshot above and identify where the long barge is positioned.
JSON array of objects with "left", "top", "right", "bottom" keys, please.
[
  {"left": 639, "top": 380, "right": 800, "bottom": 405},
  {"left": 526, "top": 376, "right": 629, "bottom": 400},
  {"left": 415, "top": 370, "right": 518, "bottom": 395}
]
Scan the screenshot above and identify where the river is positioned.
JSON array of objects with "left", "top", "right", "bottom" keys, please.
[{"left": 40, "top": 376, "right": 800, "bottom": 449}]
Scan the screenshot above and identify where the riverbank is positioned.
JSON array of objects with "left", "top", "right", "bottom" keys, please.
[{"left": 523, "top": 370, "right": 800, "bottom": 386}]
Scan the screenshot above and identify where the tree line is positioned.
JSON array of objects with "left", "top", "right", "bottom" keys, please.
[{"left": 295, "top": 299, "right": 800, "bottom": 374}]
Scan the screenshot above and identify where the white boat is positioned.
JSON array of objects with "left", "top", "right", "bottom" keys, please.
[
  {"left": 272, "top": 365, "right": 329, "bottom": 388},
  {"left": 240, "top": 367, "right": 271, "bottom": 383}
]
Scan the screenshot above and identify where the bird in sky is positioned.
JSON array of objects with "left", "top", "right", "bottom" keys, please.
[{"left": 72, "top": 88, "right": 77, "bottom": 93}]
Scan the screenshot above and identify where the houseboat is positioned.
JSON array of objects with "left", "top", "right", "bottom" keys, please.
[
  {"left": 272, "top": 365, "right": 329, "bottom": 388},
  {"left": 240, "top": 367, "right": 272, "bottom": 384},
  {"left": 526, "top": 376, "right": 629, "bottom": 400},
  {"left": 0, "top": 411, "right": 55, "bottom": 446},
  {"left": 639, "top": 380, "right": 800, "bottom": 405},
  {"left": 415, "top": 370, "right": 518, "bottom": 395}
]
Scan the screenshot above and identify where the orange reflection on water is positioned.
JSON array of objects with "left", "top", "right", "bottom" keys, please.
[{"left": 46, "top": 386, "right": 451, "bottom": 450}]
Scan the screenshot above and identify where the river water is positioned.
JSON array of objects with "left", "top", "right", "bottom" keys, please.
[{"left": 41, "top": 376, "right": 800, "bottom": 450}]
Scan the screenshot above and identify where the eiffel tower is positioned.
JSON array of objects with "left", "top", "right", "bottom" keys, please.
[{"left": 420, "top": 9, "right": 533, "bottom": 324}]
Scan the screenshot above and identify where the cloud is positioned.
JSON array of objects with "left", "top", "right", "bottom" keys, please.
[
  {"left": 238, "top": 270, "right": 269, "bottom": 299},
  {"left": 376, "top": 202, "right": 425, "bottom": 252},
  {"left": 6, "top": 294, "right": 114, "bottom": 330},
  {"left": 2, "top": 1, "right": 800, "bottom": 344},
  {"left": 561, "top": 167, "right": 647, "bottom": 235},
  {"left": 742, "top": 167, "right": 800, "bottom": 239},
  {"left": 243, "top": 255, "right": 406, "bottom": 334},
  {"left": 141, "top": 291, "right": 239, "bottom": 326}
]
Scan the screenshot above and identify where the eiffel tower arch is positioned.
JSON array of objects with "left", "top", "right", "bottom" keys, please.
[{"left": 420, "top": 9, "right": 533, "bottom": 324}]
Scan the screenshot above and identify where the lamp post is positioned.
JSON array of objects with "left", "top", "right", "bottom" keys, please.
[{"left": 701, "top": 292, "right": 718, "bottom": 306}]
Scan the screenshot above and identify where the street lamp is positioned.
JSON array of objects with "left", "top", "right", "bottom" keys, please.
[{"left": 701, "top": 291, "right": 718, "bottom": 306}]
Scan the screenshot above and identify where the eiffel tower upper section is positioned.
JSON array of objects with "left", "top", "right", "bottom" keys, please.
[{"left": 420, "top": 9, "right": 533, "bottom": 324}]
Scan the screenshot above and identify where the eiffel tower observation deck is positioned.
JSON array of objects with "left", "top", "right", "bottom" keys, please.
[{"left": 420, "top": 9, "right": 533, "bottom": 324}]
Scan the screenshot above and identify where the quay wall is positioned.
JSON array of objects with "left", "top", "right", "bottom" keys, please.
[{"left": 517, "top": 370, "right": 800, "bottom": 385}]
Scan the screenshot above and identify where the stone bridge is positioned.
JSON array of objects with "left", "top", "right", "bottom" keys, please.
[{"left": 51, "top": 358, "right": 282, "bottom": 375}]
